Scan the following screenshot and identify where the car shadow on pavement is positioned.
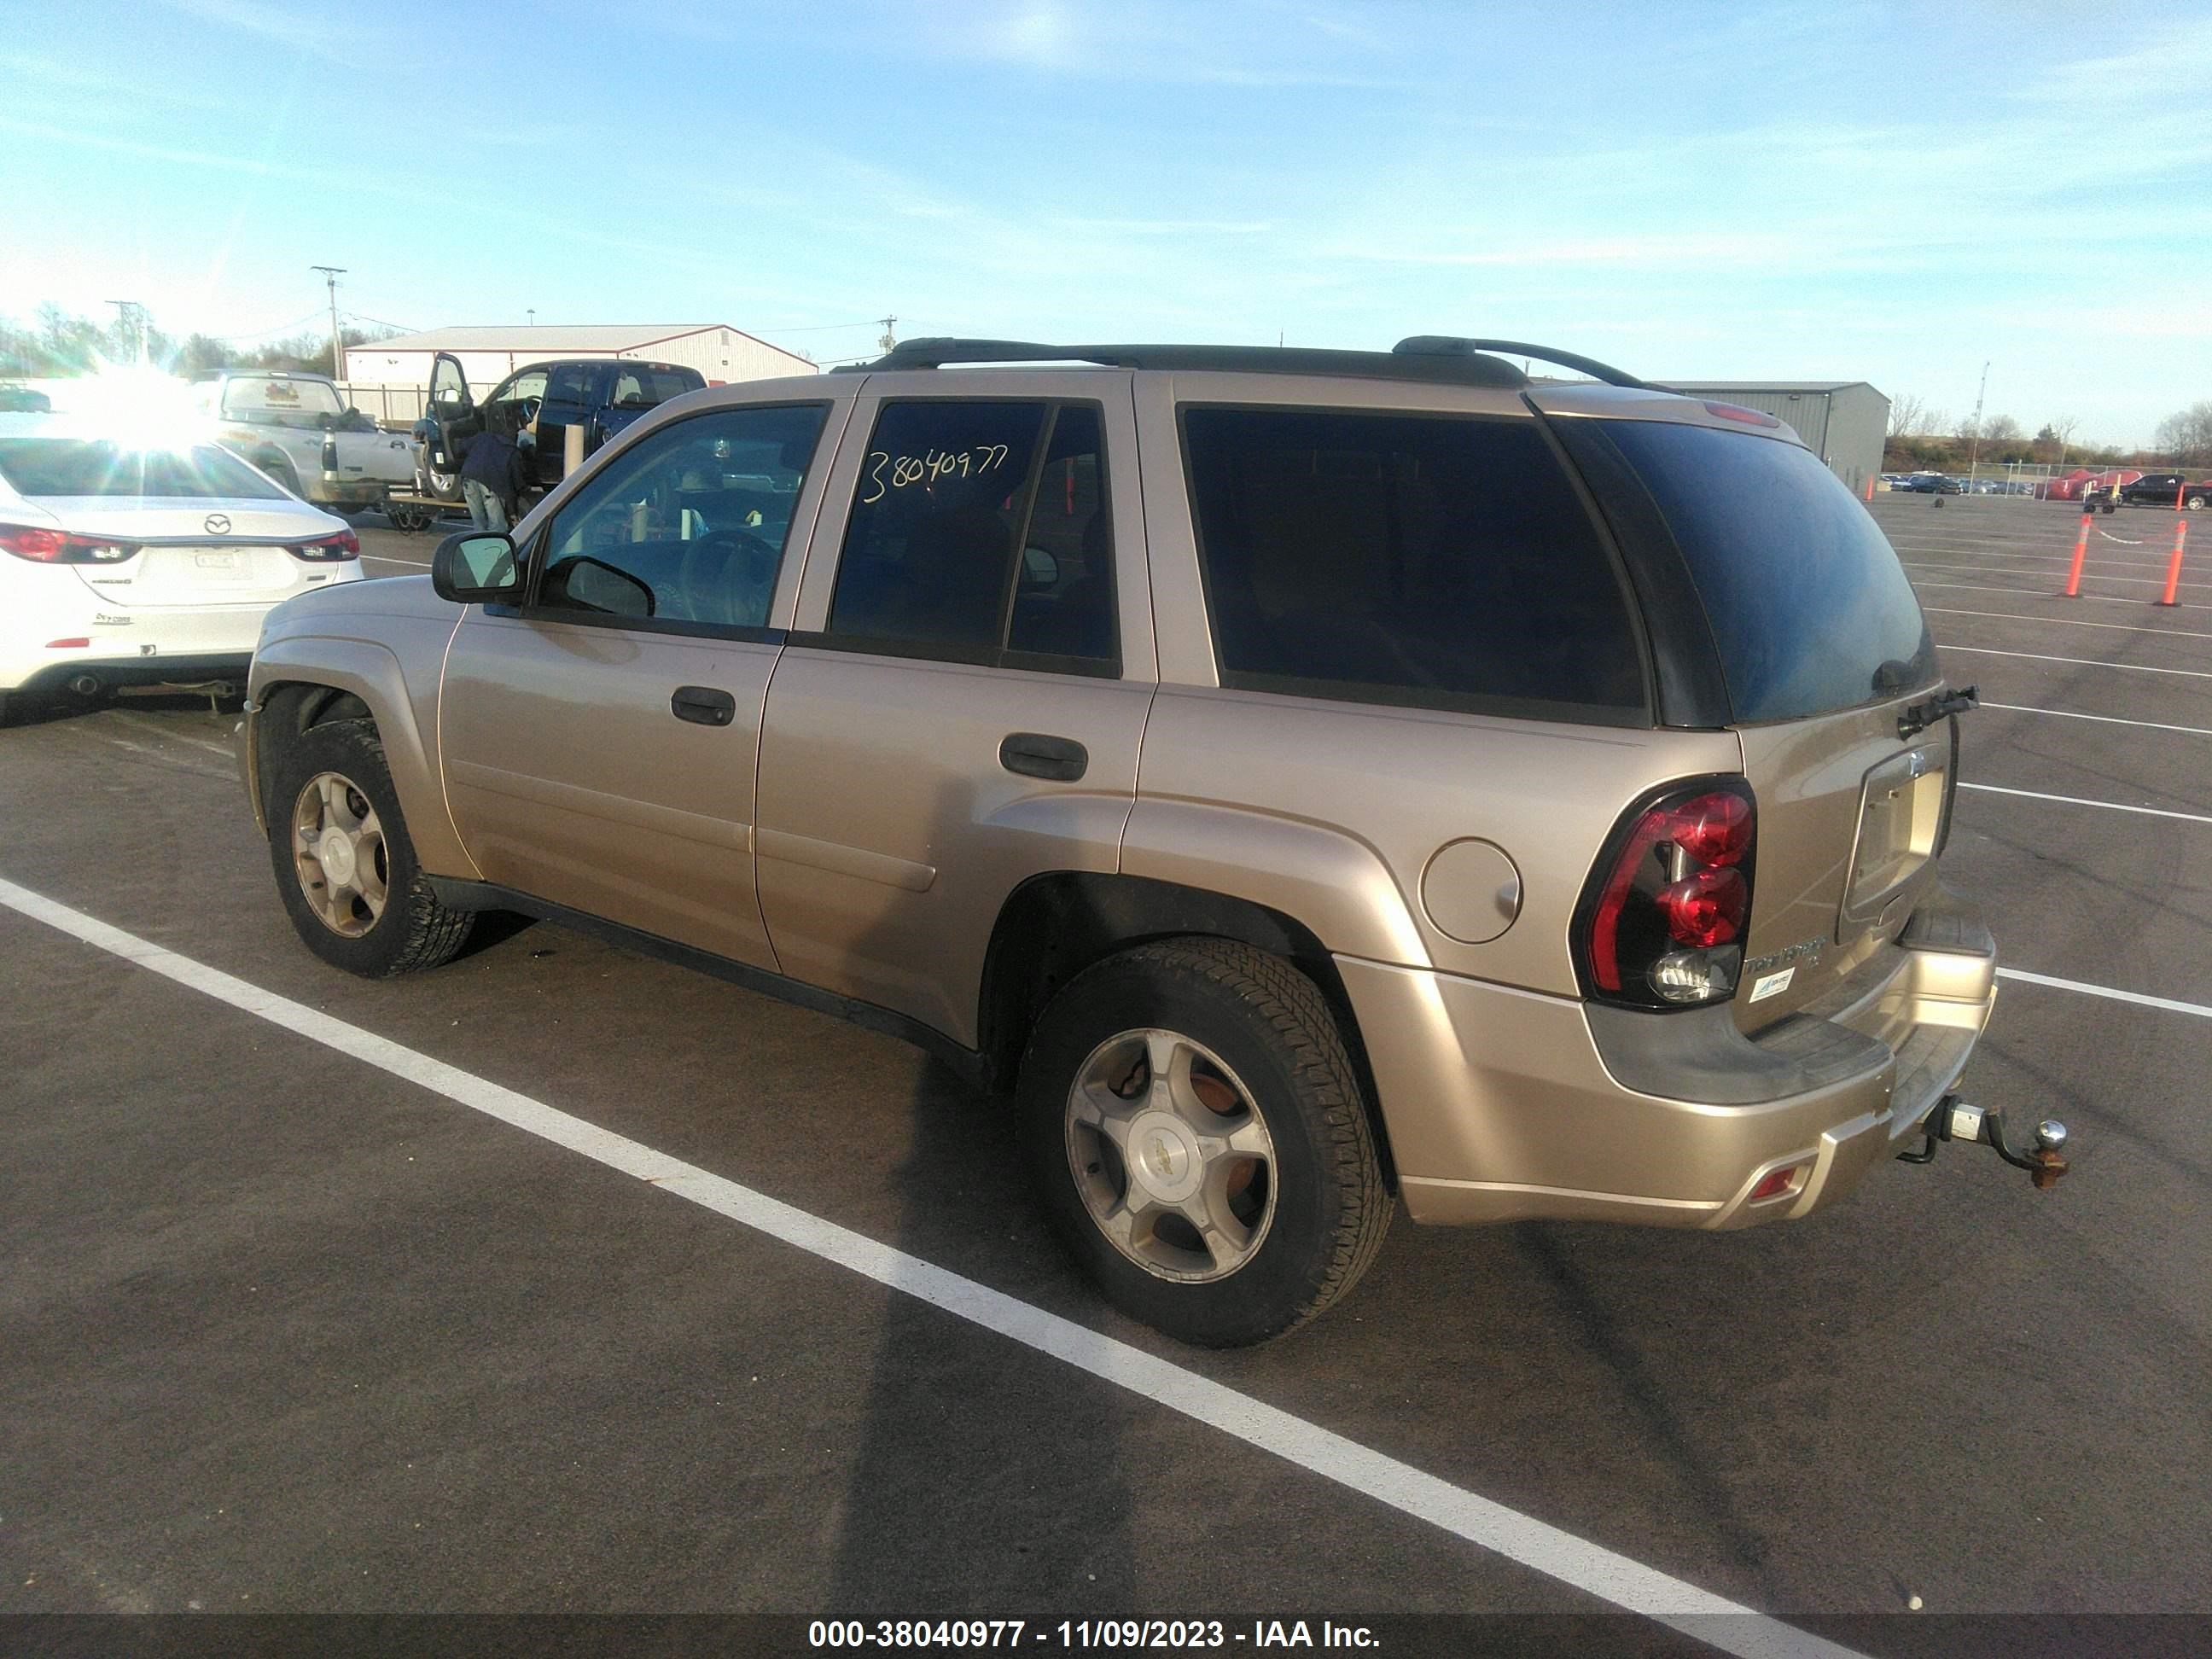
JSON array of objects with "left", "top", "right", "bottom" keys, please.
[
  {"left": 824, "top": 1057, "right": 1139, "bottom": 1615},
  {"left": 4, "top": 685, "right": 247, "bottom": 728},
  {"left": 821, "top": 771, "right": 1139, "bottom": 1615}
]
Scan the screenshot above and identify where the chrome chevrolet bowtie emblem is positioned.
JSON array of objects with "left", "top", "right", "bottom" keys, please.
[
  {"left": 203, "top": 513, "right": 231, "bottom": 535},
  {"left": 1150, "top": 1134, "right": 1183, "bottom": 1179}
]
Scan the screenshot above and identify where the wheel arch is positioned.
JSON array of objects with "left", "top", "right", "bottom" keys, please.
[
  {"left": 247, "top": 638, "right": 475, "bottom": 880},
  {"left": 976, "top": 870, "right": 1396, "bottom": 1187}
]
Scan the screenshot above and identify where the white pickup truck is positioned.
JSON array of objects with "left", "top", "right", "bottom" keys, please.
[{"left": 194, "top": 371, "right": 416, "bottom": 515}]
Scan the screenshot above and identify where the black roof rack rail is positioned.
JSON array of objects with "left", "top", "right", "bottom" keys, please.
[
  {"left": 839, "top": 337, "right": 1529, "bottom": 389},
  {"left": 1391, "top": 336, "right": 1650, "bottom": 389}
]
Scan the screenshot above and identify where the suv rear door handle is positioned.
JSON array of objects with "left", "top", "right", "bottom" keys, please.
[
  {"left": 671, "top": 685, "right": 737, "bottom": 727},
  {"left": 999, "top": 731, "right": 1087, "bottom": 782}
]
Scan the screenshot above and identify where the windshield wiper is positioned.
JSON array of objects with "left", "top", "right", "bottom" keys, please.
[{"left": 1900, "top": 685, "right": 1978, "bottom": 741}]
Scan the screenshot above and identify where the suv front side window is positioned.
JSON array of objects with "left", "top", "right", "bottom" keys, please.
[
  {"left": 1182, "top": 406, "right": 1648, "bottom": 724},
  {"left": 533, "top": 403, "right": 830, "bottom": 631},
  {"left": 824, "top": 399, "right": 1118, "bottom": 672}
]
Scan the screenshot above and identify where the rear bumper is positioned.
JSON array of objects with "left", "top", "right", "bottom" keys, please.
[
  {"left": 1342, "top": 885, "right": 1996, "bottom": 1229},
  {"left": 3, "top": 574, "right": 360, "bottom": 695},
  {"left": 5, "top": 602, "right": 265, "bottom": 690}
]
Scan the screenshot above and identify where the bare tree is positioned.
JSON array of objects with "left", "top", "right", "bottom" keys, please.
[
  {"left": 2153, "top": 401, "right": 2212, "bottom": 467},
  {"left": 1984, "top": 414, "right": 2023, "bottom": 444},
  {"left": 2049, "top": 414, "right": 2080, "bottom": 466},
  {"left": 1888, "top": 392, "right": 1931, "bottom": 436}
]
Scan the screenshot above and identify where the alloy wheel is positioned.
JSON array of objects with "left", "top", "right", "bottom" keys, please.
[
  {"left": 290, "top": 770, "right": 389, "bottom": 937},
  {"left": 1064, "top": 1027, "right": 1277, "bottom": 1283}
]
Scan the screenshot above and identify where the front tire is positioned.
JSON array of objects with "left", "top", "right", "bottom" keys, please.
[
  {"left": 2188, "top": 493, "right": 2205, "bottom": 512},
  {"left": 1020, "top": 939, "right": 1392, "bottom": 1347},
  {"left": 266, "top": 717, "right": 474, "bottom": 977}
]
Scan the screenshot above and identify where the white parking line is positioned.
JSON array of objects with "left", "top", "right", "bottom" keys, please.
[
  {"left": 362, "top": 554, "right": 431, "bottom": 568},
  {"left": 1900, "top": 547, "right": 2181, "bottom": 573},
  {"left": 1942, "top": 646, "right": 2212, "bottom": 680},
  {"left": 1907, "top": 560, "right": 2210, "bottom": 590},
  {"left": 1928, "top": 607, "right": 2212, "bottom": 642},
  {"left": 1997, "top": 967, "right": 2212, "bottom": 1022},
  {"left": 94, "top": 736, "right": 232, "bottom": 783},
  {"left": 1981, "top": 702, "right": 2212, "bottom": 737},
  {"left": 108, "top": 710, "right": 236, "bottom": 757},
  {"left": 1959, "top": 782, "right": 2212, "bottom": 824},
  {"left": 1912, "top": 581, "right": 2212, "bottom": 613},
  {"left": 0, "top": 874, "right": 1860, "bottom": 1659}
]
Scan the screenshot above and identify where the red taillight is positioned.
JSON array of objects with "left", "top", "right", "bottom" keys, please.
[
  {"left": 1657, "top": 865, "right": 1747, "bottom": 948},
  {"left": 1668, "top": 791, "right": 1751, "bottom": 866},
  {"left": 1578, "top": 781, "right": 1758, "bottom": 1007},
  {"left": 289, "top": 528, "right": 360, "bottom": 561},
  {"left": 2, "top": 523, "right": 71, "bottom": 562},
  {"left": 0, "top": 522, "right": 135, "bottom": 563}
]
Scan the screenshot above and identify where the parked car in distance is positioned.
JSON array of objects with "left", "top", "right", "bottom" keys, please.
[
  {"left": 1893, "top": 472, "right": 1963, "bottom": 494},
  {"left": 2117, "top": 471, "right": 2210, "bottom": 510},
  {"left": 240, "top": 335, "right": 2005, "bottom": 1347},
  {"left": 414, "top": 352, "right": 707, "bottom": 503},
  {"left": 194, "top": 371, "right": 416, "bottom": 515},
  {"left": 0, "top": 386, "right": 53, "bottom": 413},
  {"left": 1, "top": 413, "right": 361, "bottom": 723}
]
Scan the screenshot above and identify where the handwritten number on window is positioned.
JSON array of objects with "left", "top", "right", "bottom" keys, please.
[{"left": 859, "top": 443, "right": 1011, "bottom": 506}]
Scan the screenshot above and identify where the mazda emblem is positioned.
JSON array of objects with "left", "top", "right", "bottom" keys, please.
[{"left": 203, "top": 514, "right": 231, "bottom": 535}]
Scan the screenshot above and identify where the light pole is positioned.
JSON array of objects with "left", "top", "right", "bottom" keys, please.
[
  {"left": 311, "top": 265, "right": 346, "bottom": 380},
  {"left": 104, "top": 299, "right": 147, "bottom": 364},
  {"left": 1965, "top": 359, "right": 1989, "bottom": 492},
  {"left": 527, "top": 308, "right": 536, "bottom": 326}
]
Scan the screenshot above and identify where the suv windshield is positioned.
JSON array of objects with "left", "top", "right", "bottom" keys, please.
[
  {"left": 218, "top": 376, "right": 346, "bottom": 428},
  {"left": 1580, "top": 419, "right": 1936, "bottom": 723},
  {"left": 0, "top": 438, "right": 287, "bottom": 499}
]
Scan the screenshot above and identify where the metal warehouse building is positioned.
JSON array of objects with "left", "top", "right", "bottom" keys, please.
[
  {"left": 340, "top": 324, "right": 816, "bottom": 421},
  {"left": 1661, "top": 381, "right": 1891, "bottom": 497}
]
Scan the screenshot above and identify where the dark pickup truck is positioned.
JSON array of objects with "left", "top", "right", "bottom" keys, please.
[
  {"left": 2115, "top": 471, "right": 2210, "bottom": 511},
  {"left": 414, "top": 351, "right": 705, "bottom": 503}
]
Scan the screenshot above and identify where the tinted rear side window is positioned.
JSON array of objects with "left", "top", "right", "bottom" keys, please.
[
  {"left": 1590, "top": 420, "right": 1936, "bottom": 723},
  {"left": 1182, "top": 407, "right": 1647, "bottom": 723},
  {"left": 0, "top": 439, "right": 284, "bottom": 499},
  {"left": 610, "top": 366, "right": 703, "bottom": 408}
]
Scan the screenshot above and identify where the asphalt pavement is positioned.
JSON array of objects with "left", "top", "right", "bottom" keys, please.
[{"left": 1, "top": 496, "right": 2206, "bottom": 1655}]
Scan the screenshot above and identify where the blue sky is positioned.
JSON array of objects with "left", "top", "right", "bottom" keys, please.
[{"left": 2, "top": 0, "right": 2205, "bottom": 447}]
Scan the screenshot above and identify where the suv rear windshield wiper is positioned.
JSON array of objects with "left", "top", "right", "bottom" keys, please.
[{"left": 1899, "top": 685, "right": 1978, "bottom": 741}]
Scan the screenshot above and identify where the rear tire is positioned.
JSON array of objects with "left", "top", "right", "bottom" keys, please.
[
  {"left": 265, "top": 716, "right": 474, "bottom": 978},
  {"left": 2188, "top": 493, "right": 2205, "bottom": 512},
  {"left": 1019, "top": 938, "right": 1391, "bottom": 1347}
]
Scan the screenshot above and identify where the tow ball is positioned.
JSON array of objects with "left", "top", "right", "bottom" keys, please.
[{"left": 1898, "top": 1095, "right": 2069, "bottom": 1189}]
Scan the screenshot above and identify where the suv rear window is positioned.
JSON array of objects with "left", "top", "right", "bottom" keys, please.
[
  {"left": 1182, "top": 407, "right": 1647, "bottom": 723},
  {"left": 0, "top": 439, "right": 285, "bottom": 500},
  {"left": 609, "top": 366, "right": 703, "bottom": 409},
  {"left": 1584, "top": 420, "right": 1936, "bottom": 723}
]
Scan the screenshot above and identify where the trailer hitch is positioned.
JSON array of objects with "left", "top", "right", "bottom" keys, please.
[{"left": 1898, "top": 1095, "right": 2069, "bottom": 1189}]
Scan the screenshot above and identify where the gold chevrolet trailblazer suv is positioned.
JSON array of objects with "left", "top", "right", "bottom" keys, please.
[{"left": 238, "top": 336, "right": 2029, "bottom": 1347}]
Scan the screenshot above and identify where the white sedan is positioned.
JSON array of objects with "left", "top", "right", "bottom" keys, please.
[{"left": 0, "top": 413, "right": 363, "bottom": 722}]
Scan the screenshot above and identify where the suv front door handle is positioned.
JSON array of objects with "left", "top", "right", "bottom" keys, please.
[
  {"left": 671, "top": 685, "right": 737, "bottom": 727},
  {"left": 999, "top": 731, "right": 1088, "bottom": 782}
]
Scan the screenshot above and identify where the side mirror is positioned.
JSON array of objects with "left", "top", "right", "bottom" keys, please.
[{"left": 432, "top": 532, "right": 523, "bottom": 604}]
